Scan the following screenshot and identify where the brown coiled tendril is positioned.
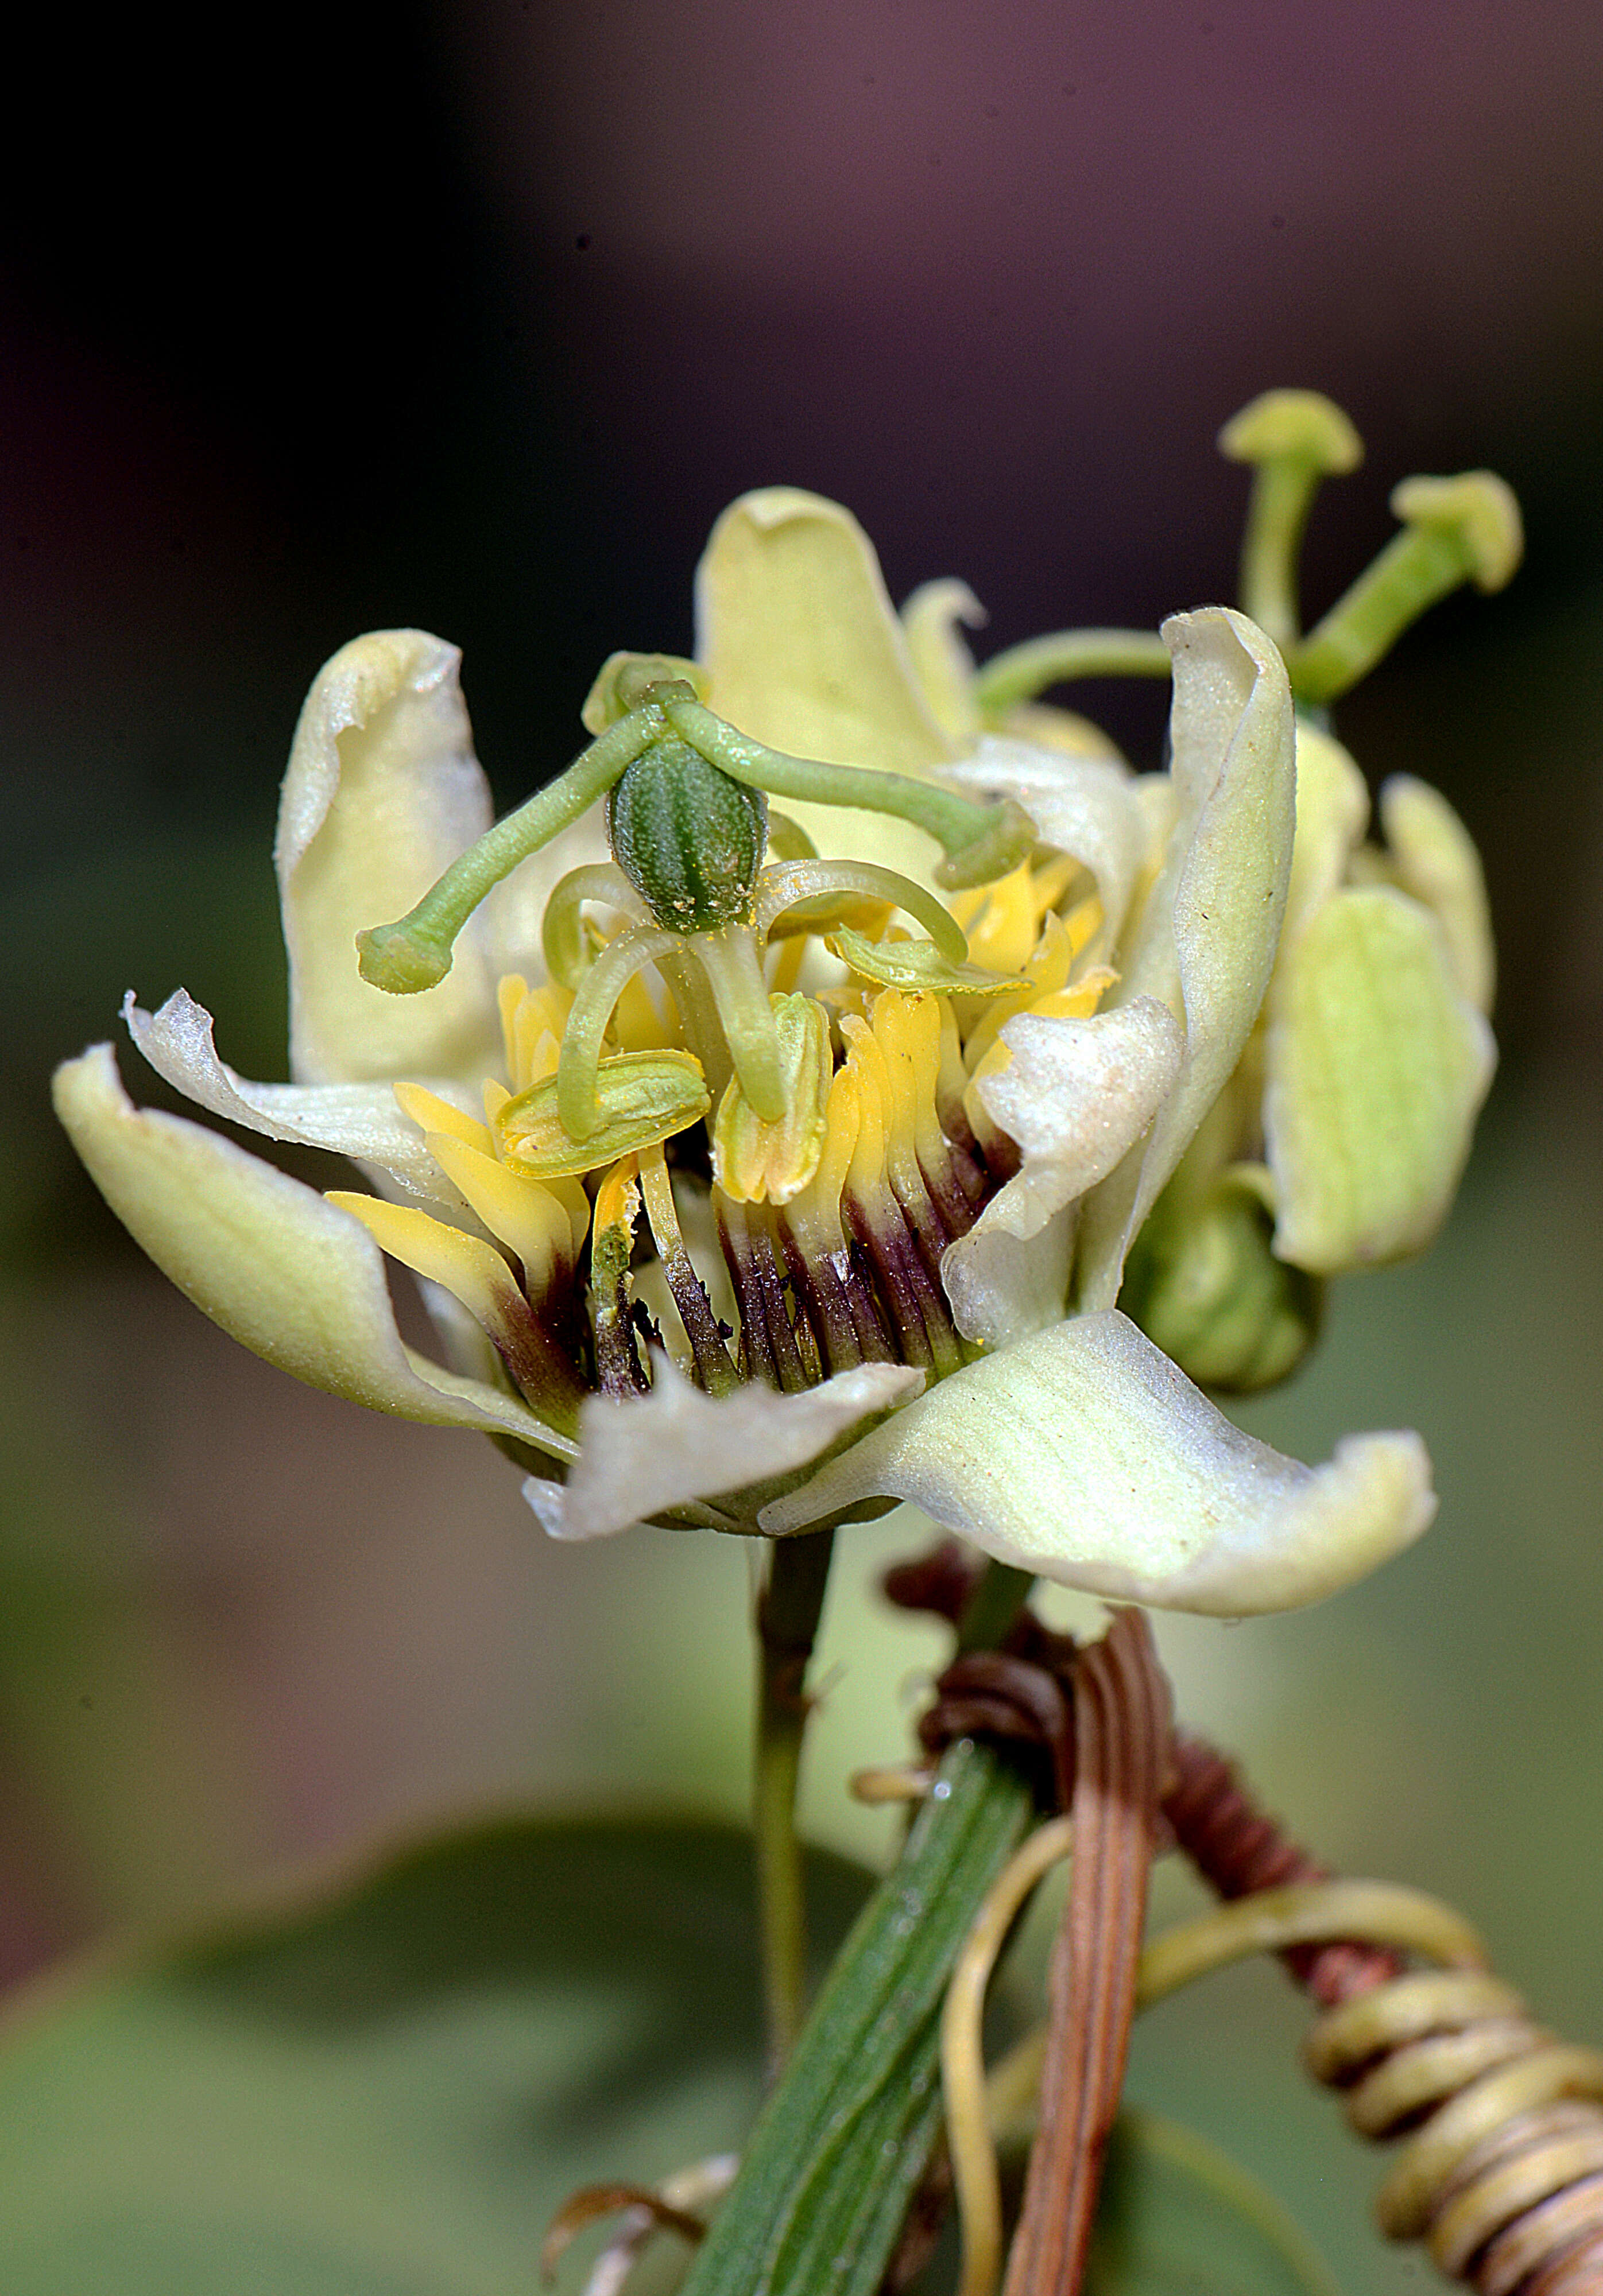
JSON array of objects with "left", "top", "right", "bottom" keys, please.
[
  {"left": 880, "top": 1551, "right": 1603, "bottom": 2296},
  {"left": 1167, "top": 1736, "right": 1603, "bottom": 2296}
]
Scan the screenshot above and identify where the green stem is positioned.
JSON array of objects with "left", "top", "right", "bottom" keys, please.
[
  {"left": 955, "top": 1558, "right": 1037, "bottom": 1654},
  {"left": 971, "top": 628, "right": 1172, "bottom": 714},
  {"left": 661, "top": 697, "right": 1033, "bottom": 889},
  {"left": 1287, "top": 524, "right": 1469, "bottom": 704},
  {"left": 682, "top": 1738, "right": 1035, "bottom": 2296},
  {"left": 1237, "top": 457, "right": 1322, "bottom": 649},
  {"left": 754, "top": 1529, "right": 838, "bottom": 2085},
  {"left": 355, "top": 708, "right": 663, "bottom": 992}
]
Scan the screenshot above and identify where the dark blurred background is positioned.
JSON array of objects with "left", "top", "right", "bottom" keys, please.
[{"left": 3, "top": 5, "right": 1602, "bottom": 2283}]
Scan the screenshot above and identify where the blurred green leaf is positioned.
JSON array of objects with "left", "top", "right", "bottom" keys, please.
[
  {"left": 0, "top": 1813, "right": 872, "bottom": 2295},
  {"left": 1087, "top": 2108, "right": 1343, "bottom": 2296}
]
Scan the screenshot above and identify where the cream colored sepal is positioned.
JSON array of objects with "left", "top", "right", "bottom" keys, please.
[
  {"left": 758, "top": 1310, "right": 1434, "bottom": 1616},
  {"left": 1264, "top": 884, "right": 1495, "bottom": 1273},
  {"left": 1075, "top": 609, "right": 1297, "bottom": 1309},
  {"left": 522, "top": 1353, "right": 924, "bottom": 1541},
  {"left": 52, "top": 1045, "right": 573, "bottom": 1456},
  {"left": 941, "top": 999, "right": 1184, "bottom": 1351},
  {"left": 123, "top": 988, "right": 454, "bottom": 1201},
  {"left": 694, "top": 489, "right": 955, "bottom": 882}
]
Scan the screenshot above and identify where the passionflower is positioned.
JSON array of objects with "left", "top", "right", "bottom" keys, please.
[{"left": 54, "top": 488, "right": 1437, "bottom": 1615}]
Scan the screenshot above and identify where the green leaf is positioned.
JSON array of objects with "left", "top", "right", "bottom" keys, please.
[
  {"left": 1087, "top": 2108, "right": 1345, "bottom": 2296},
  {"left": 0, "top": 1814, "right": 873, "bottom": 2296},
  {"left": 679, "top": 1738, "right": 1033, "bottom": 2296}
]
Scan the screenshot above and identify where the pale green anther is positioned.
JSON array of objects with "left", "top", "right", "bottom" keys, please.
[
  {"left": 970, "top": 629, "right": 1174, "bottom": 714},
  {"left": 1289, "top": 471, "right": 1523, "bottom": 705},
  {"left": 496, "top": 1049, "right": 710, "bottom": 1179},
  {"left": 356, "top": 707, "right": 664, "bottom": 994},
  {"left": 581, "top": 651, "right": 708, "bottom": 734},
  {"left": 658, "top": 695, "right": 1035, "bottom": 889},
  {"left": 689, "top": 924, "right": 789, "bottom": 1124},
  {"left": 1218, "top": 390, "right": 1364, "bottom": 648},
  {"left": 556, "top": 923, "right": 686, "bottom": 1140},
  {"left": 828, "top": 925, "right": 1027, "bottom": 998},
  {"left": 753, "top": 858, "right": 970, "bottom": 962},
  {"left": 713, "top": 994, "right": 833, "bottom": 1205},
  {"left": 539, "top": 864, "right": 649, "bottom": 990}
]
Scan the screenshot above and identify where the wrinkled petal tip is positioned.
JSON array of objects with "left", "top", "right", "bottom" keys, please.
[
  {"left": 52, "top": 1041, "right": 568, "bottom": 1453},
  {"left": 754, "top": 1312, "right": 1434, "bottom": 1616},
  {"left": 1096, "top": 1429, "right": 1437, "bottom": 1617},
  {"left": 524, "top": 1355, "right": 923, "bottom": 1543}
]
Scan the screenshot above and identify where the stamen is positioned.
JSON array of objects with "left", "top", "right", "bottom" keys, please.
[
  {"left": 638, "top": 1146, "right": 739, "bottom": 1395},
  {"left": 557, "top": 924, "right": 687, "bottom": 1139},
  {"left": 540, "top": 865, "right": 651, "bottom": 990},
  {"left": 713, "top": 994, "right": 831, "bottom": 1205},
  {"left": 753, "top": 858, "right": 968, "bottom": 963}
]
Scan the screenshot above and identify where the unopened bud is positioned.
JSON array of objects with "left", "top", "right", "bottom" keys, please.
[{"left": 1122, "top": 1170, "right": 1322, "bottom": 1394}]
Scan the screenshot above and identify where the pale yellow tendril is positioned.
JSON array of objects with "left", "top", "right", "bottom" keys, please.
[{"left": 942, "top": 1816, "right": 1075, "bottom": 2296}]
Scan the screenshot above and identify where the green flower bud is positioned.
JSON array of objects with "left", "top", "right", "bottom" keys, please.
[
  {"left": 1122, "top": 1170, "right": 1323, "bottom": 1395},
  {"left": 606, "top": 736, "right": 769, "bottom": 934}
]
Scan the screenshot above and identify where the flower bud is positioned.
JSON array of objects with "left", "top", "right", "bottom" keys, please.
[{"left": 1122, "top": 1170, "right": 1323, "bottom": 1394}]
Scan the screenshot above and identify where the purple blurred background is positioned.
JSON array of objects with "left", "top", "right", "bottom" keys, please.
[{"left": 3, "top": 5, "right": 1602, "bottom": 2161}]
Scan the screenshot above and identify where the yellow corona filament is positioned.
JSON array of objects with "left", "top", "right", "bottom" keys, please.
[
  {"left": 327, "top": 1192, "right": 528, "bottom": 1339},
  {"left": 781, "top": 1062, "right": 862, "bottom": 1267},
  {"left": 499, "top": 974, "right": 574, "bottom": 1094},
  {"left": 421, "top": 1130, "right": 583, "bottom": 1298},
  {"left": 949, "top": 854, "right": 1083, "bottom": 978},
  {"left": 874, "top": 991, "right": 951, "bottom": 1205},
  {"left": 392, "top": 1080, "right": 493, "bottom": 1157}
]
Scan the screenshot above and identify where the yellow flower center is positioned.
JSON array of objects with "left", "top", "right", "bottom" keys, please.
[{"left": 332, "top": 846, "right": 1114, "bottom": 1433}]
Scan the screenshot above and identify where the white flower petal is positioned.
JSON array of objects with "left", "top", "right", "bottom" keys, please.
[
  {"left": 123, "top": 989, "right": 452, "bottom": 1200},
  {"left": 942, "top": 999, "right": 1184, "bottom": 1348},
  {"left": 1283, "top": 722, "right": 1370, "bottom": 947},
  {"left": 523, "top": 1353, "right": 923, "bottom": 1541},
  {"left": 1264, "top": 883, "right": 1496, "bottom": 1272},
  {"left": 694, "top": 488, "right": 954, "bottom": 881},
  {"left": 900, "top": 577, "right": 986, "bottom": 743},
  {"left": 942, "top": 736, "right": 1148, "bottom": 950},
  {"left": 758, "top": 1310, "right": 1434, "bottom": 1615},
  {"left": 276, "top": 630, "right": 502, "bottom": 1089},
  {"left": 1077, "top": 609, "right": 1296, "bottom": 1307},
  {"left": 1378, "top": 774, "right": 1494, "bottom": 1015},
  {"left": 52, "top": 1044, "right": 572, "bottom": 1456}
]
